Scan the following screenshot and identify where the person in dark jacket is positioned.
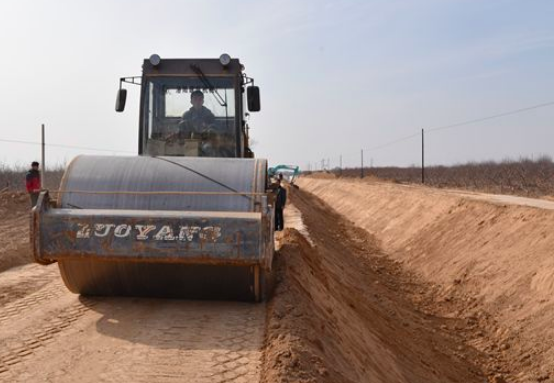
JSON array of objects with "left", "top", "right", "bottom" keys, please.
[
  {"left": 178, "top": 90, "right": 216, "bottom": 137},
  {"left": 26, "top": 161, "right": 41, "bottom": 207},
  {"left": 274, "top": 179, "right": 287, "bottom": 231}
]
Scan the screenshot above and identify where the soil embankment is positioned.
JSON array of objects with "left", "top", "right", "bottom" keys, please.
[
  {"left": 0, "top": 191, "right": 32, "bottom": 273},
  {"left": 262, "top": 189, "right": 486, "bottom": 383},
  {"left": 299, "top": 177, "right": 554, "bottom": 382}
]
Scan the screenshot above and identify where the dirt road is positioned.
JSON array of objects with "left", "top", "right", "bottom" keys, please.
[{"left": 377, "top": 180, "right": 554, "bottom": 210}]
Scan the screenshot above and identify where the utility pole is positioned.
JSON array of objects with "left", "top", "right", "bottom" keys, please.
[
  {"left": 339, "top": 154, "right": 343, "bottom": 176},
  {"left": 421, "top": 128, "right": 425, "bottom": 184},
  {"left": 41, "top": 124, "right": 46, "bottom": 190},
  {"left": 361, "top": 149, "right": 364, "bottom": 179}
]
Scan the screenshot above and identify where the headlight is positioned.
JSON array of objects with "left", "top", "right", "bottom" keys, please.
[
  {"left": 219, "top": 53, "right": 231, "bottom": 66},
  {"left": 149, "top": 54, "right": 161, "bottom": 66}
]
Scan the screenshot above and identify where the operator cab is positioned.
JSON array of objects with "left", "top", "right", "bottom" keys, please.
[{"left": 115, "top": 54, "right": 260, "bottom": 158}]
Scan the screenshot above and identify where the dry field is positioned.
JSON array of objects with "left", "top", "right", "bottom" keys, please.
[
  {"left": 337, "top": 157, "right": 554, "bottom": 198},
  {"left": 0, "top": 165, "right": 64, "bottom": 192}
]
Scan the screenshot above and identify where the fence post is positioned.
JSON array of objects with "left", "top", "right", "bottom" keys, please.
[
  {"left": 41, "top": 124, "right": 46, "bottom": 190},
  {"left": 421, "top": 128, "right": 425, "bottom": 184},
  {"left": 361, "top": 149, "right": 364, "bottom": 179}
]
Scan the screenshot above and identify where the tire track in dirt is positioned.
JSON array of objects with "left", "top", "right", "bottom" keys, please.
[
  {"left": 0, "top": 279, "right": 66, "bottom": 324},
  {"left": 0, "top": 265, "right": 59, "bottom": 307},
  {"left": 0, "top": 297, "right": 96, "bottom": 379},
  {"left": 94, "top": 302, "right": 265, "bottom": 383},
  {"left": 0, "top": 264, "right": 267, "bottom": 382}
]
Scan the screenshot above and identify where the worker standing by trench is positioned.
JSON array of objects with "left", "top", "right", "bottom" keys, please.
[
  {"left": 274, "top": 175, "right": 287, "bottom": 231},
  {"left": 25, "top": 161, "right": 41, "bottom": 207}
]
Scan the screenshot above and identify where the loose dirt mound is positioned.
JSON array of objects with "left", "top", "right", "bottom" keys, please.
[
  {"left": 299, "top": 177, "right": 554, "bottom": 382},
  {"left": 262, "top": 189, "right": 487, "bottom": 383},
  {"left": 0, "top": 192, "right": 32, "bottom": 273}
]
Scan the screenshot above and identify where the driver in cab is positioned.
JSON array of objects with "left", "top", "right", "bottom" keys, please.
[{"left": 177, "top": 90, "right": 215, "bottom": 138}]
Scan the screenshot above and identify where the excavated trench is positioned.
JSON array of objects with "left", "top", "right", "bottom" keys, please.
[{"left": 262, "top": 188, "right": 487, "bottom": 382}]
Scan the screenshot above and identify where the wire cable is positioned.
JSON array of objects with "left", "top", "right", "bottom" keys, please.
[
  {"left": 0, "top": 137, "right": 134, "bottom": 154},
  {"left": 365, "top": 132, "right": 421, "bottom": 152},
  {"left": 315, "top": 100, "right": 554, "bottom": 166},
  {"left": 363, "top": 100, "right": 554, "bottom": 153},
  {"left": 427, "top": 100, "right": 554, "bottom": 133}
]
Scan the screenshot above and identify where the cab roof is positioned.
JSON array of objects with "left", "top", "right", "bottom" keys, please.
[{"left": 142, "top": 58, "right": 243, "bottom": 76}]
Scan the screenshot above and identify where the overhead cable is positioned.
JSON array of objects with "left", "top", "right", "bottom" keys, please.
[{"left": 0, "top": 138, "right": 134, "bottom": 154}]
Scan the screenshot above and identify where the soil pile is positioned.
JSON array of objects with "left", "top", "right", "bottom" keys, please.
[
  {"left": 262, "top": 189, "right": 486, "bottom": 383},
  {"left": 0, "top": 191, "right": 32, "bottom": 273},
  {"left": 299, "top": 177, "right": 554, "bottom": 382}
]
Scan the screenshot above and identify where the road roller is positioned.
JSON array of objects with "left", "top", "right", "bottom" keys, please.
[{"left": 31, "top": 54, "right": 274, "bottom": 301}]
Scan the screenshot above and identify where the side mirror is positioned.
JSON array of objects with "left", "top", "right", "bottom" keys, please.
[
  {"left": 115, "top": 88, "right": 127, "bottom": 112},
  {"left": 247, "top": 86, "right": 261, "bottom": 112}
]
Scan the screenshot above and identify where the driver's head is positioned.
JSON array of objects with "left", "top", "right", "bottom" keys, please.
[{"left": 191, "top": 90, "right": 204, "bottom": 109}]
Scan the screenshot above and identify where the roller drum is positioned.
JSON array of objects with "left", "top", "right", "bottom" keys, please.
[
  {"left": 58, "top": 155, "right": 267, "bottom": 212},
  {"left": 50, "top": 155, "right": 271, "bottom": 301}
]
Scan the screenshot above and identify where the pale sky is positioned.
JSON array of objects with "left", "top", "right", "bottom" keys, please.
[{"left": 0, "top": 0, "right": 553, "bottom": 170}]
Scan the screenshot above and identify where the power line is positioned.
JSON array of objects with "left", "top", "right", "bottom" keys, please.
[
  {"left": 314, "top": 100, "right": 554, "bottom": 167},
  {"left": 366, "top": 132, "right": 421, "bottom": 152},
  {"left": 0, "top": 137, "right": 134, "bottom": 154},
  {"left": 427, "top": 100, "right": 554, "bottom": 133},
  {"left": 363, "top": 100, "right": 554, "bottom": 153}
]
